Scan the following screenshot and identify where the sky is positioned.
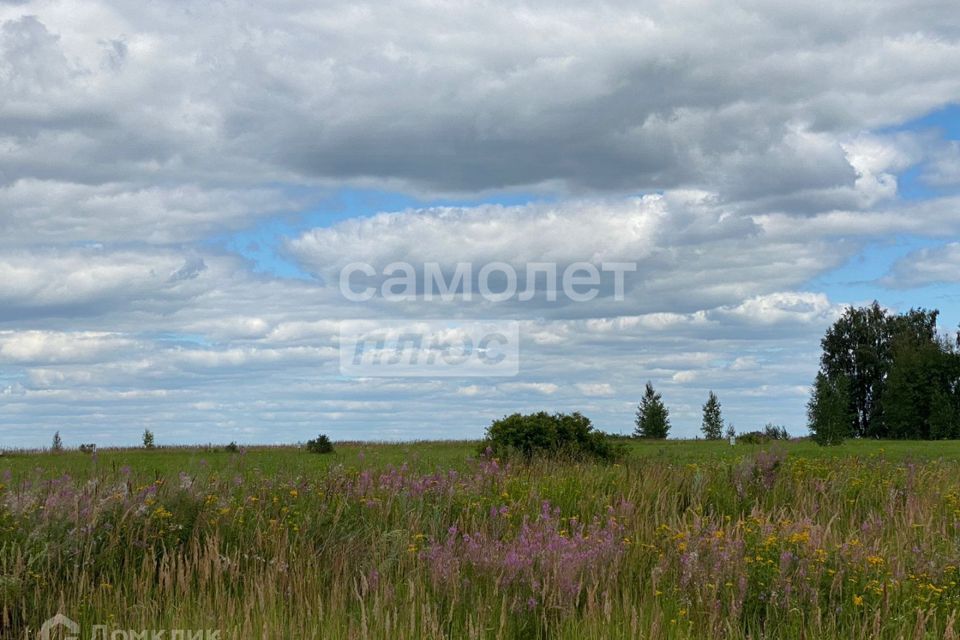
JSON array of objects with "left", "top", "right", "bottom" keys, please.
[{"left": 1, "top": 0, "right": 960, "bottom": 447}]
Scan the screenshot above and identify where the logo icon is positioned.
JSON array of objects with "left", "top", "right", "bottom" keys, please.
[
  {"left": 340, "top": 319, "right": 520, "bottom": 377},
  {"left": 39, "top": 613, "right": 79, "bottom": 640}
]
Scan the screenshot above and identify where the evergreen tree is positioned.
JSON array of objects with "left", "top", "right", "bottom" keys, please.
[
  {"left": 634, "top": 382, "right": 670, "bottom": 439},
  {"left": 51, "top": 431, "right": 63, "bottom": 453},
  {"left": 808, "top": 373, "right": 852, "bottom": 445},
  {"left": 701, "top": 391, "right": 724, "bottom": 440},
  {"left": 142, "top": 429, "right": 155, "bottom": 449}
]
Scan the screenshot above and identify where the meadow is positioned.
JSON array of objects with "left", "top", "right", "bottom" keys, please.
[{"left": 4, "top": 439, "right": 960, "bottom": 639}]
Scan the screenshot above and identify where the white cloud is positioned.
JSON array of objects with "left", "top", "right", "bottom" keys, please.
[
  {"left": 499, "top": 382, "right": 560, "bottom": 395},
  {"left": 576, "top": 383, "right": 614, "bottom": 397},
  {"left": 884, "top": 242, "right": 960, "bottom": 288},
  {"left": 671, "top": 371, "right": 698, "bottom": 384},
  {"left": 0, "top": 330, "right": 136, "bottom": 364},
  {"left": 0, "top": 0, "right": 959, "bottom": 224},
  {"left": 288, "top": 193, "right": 854, "bottom": 317},
  {"left": 0, "top": 0, "right": 958, "bottom": 446}
]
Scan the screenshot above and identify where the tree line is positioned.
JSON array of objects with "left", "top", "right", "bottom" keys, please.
[
  {"left": 809, "top": 302, "right": 960, "bottom": 444},
  {"left": 634, "top": 302, "right": 959, "bottom": 444}
]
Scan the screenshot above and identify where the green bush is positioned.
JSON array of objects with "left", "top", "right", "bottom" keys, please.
[
  {"left": 736, "top": 431, "right": 770, "bottom": 445},
  {"left": 480, "top": 411, "right": 620, "bottom": 462},
  {"left": 306, "top": 434, "right": 334, "bottom": 454}
]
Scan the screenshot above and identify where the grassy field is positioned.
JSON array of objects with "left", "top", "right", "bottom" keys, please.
[{"left": 5, "top": 439, "right": 960, "bottom": 638}]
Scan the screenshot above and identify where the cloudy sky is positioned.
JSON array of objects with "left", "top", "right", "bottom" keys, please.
[{"left": 2, "top": 0, "right": 959, "bottom": 447}]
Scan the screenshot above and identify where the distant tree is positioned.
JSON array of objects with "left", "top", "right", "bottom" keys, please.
[
  {"left": 882, "top": 334, "right": 960, "bottom": 439},
  {"left": 725, "top": 422, "right": 736, "bottom": 441},
  {"left": 51, "top": 431, "right": 63, "bottom": 453},
  {"left": 142, "top": 429, "right": 155, "bottom": 449},
  {"left": 634, "top": 382, "right": 670, "bottom": 439},
  {"left": 306, "top": 434, "right": 335, "bottom": 454},
  {"left": 701, "top": 391, "right": 724, "bottom": 440},
  {"left": 808, "top": 373, "right": 853, "bottom": 446},
  {"left": 818, "top": 302, "right": 940, "bottom": 438},
  {"left": 930, "top": 388, "right": 959, "bottom": 440},
  {"left": 762, "top": 423, "right": 790, "bottom": 440}
]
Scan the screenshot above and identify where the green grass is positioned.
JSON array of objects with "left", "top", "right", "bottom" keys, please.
[
  {"left": 5, "top": 438, "right": 954, "bottom": 479},
  {"left": 4, "top": 439, "right": 960, "bottom": 639},
  {"left": 0, "top": 440, "right": 475, "bottom": 479}
]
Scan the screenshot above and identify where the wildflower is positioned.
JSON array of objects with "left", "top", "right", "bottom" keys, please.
[
  {"left": 788, "top": 531, "right": 810, "bottom": 545},
  {"left": 289, "top": 489, "right": 299, "bottom": 498},
  {"left": 152, "top": 506, "right": 173, "bottom": 519},
  {"left": 853, "top": 595, "right": 864, "bottom": 606},
  {"left": 867, "top": 555, "right": 884, "bottom": 566}
]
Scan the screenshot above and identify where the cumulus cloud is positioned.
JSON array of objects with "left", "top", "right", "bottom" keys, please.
[
  {"left": 0, "top": 0, "right": 959, "bottom": 225},
  {"left": 0, "top": 180, "right": 298, "bottom": 245},
  {"left": 0, "top": 247, "right": 239, "bottom": 319},
  {"left": 0, "top": 330, "right": 136, "bottom": 364},
  {"left": 576, "top": 383, "right": 615, "bottom": 397},
  {"left": 0, "top": 0, "right": 958, "bottom": 446},
  {"left": 288, "top": 192, "right": 855, "bottom": 317}
]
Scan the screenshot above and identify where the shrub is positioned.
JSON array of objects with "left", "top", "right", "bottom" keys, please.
[
  {"left": 306, "top": 434, "right": 334, "bottom": 454},
  {"left": 735, "top": 431, "right": 769, "bottom": 445},
  {"left": 481, "top": 411, "right": 620, "bottom": 462},
  {"left": 734, "top": 424, "right": 790, "bottom": 445},
  {"left": 79, "top": 443, "right": 96, "bottom": 454},
  {"left": 225, "top": 441, "right": 239, "bottom": 453}
]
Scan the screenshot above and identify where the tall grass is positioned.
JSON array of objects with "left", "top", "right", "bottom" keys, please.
[{"left": 4, "top": 442, "right": 960, "bottom": 638}]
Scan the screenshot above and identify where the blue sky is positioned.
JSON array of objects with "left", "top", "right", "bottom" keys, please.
[{"left": 1, "top": 0, "right": 959, "bottom": 447}]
